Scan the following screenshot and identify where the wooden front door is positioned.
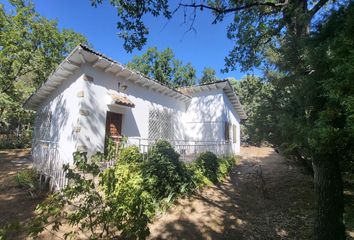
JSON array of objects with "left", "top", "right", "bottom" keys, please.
[{"left": 105, "top": 112, "right": 122, "bottom": 146}]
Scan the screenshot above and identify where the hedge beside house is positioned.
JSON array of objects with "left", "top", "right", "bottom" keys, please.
[{"left": 28, "top": 140, "right": 239, "bottom": 239}]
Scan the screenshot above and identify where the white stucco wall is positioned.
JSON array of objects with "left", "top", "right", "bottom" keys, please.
[
  {"left": 33, "top": 64, "right": 242, "bottom": 164},
  {"left": 77, "top": 64, "right": 187, "bottom": 155},
  {"left": 182, "top": 89, "right": 241, "bottom": 153},
  {"left": 222, "top": 92, "right": 241, "bottom": 153},
  {"left": 183, "top": 90, "right": 224, "bottom": 141},
  {"left": 33, "top": 69, "right": 84, "bottom": 165}
]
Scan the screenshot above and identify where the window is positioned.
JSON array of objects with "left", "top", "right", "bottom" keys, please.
[
  {"left": 148, "top": 107, "right": 173, "bottom": 140},
  {"left": 233, "top": 124, "right": 237, "bottom": 143},
  {"left": 34, "top": 107, "right": 52, "bottom": 141},
  {"left": 225, "top": 122, "right": 230, "bottom": 141}
]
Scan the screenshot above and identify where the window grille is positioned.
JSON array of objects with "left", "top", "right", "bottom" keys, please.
[
  {"left": 148, "top": 107, "right": 173, "bottom": 140},
  {"left": 34, "top": 107, "right": 52, "bottom": 141}
]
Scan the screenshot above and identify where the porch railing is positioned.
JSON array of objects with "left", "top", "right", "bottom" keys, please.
[
  {"left": 32, "top": 140, "right": 69, "bottom": 191},
  {"left": 127, "top": 138, "right": 233, "bottom": 162},
  {"left": 31, "top": 138, "right": 233, "bottom": 190}
]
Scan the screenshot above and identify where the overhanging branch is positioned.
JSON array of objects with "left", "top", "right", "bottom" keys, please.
[
  {"left": 309, "top": 0, "right": 329, "bottom": 17},
  {"left": 179, "top": 1, "right": 287, "bottom": 15}
]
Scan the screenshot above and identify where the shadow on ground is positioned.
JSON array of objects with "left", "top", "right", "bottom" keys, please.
[
  {"left": 0, "top": 149, "right": 44, "bottom": 239},
  {"left": 149, "top": 147, "right": 314, "bottom": 240}
]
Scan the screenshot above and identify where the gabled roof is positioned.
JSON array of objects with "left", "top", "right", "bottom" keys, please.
[
  {"left": 179, "top": 80, "right": 247, "bottom": 120},
  {"left": 23, "top": 44, "right": 191, "bottom": 110},
  {"left": 23, "top": 44, "right": 246, "bottom": 120}
]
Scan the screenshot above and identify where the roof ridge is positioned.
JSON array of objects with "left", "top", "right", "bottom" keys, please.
[
  {"left": 78, "top": 44, "right": 190, "bottom": 98},
  {"left": 178, "top": 80, "right": 228, "bottom": 89}
]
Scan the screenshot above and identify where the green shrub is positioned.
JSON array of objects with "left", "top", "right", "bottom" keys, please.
[
  {"left": 119, "top": 146, "right": 142, "bottom": 163},
  {"left": 142, "top": 140, "right": 190, "bottom": 199},
  {"left": 185, "top": 163, "right": 212, "bottom": 189},
  {"left": 101, "top": 162, "right": 155, "bottom": 239},
  {"left": 195, "top": 151, "right": 219, "bottom": 182},
  {"left": 15, "top": 169, "right": 40, "bottom": 197},
  {"left": 217, "top": 156, "right": 236, "bottom": 181},
  {"left": 28, "top": 142, "right": 238, "bottom": 240},
  {"left": 29, "top": 152, "right": 108, "bottom": 239}
]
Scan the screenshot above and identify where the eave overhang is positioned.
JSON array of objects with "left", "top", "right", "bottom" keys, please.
[
  {"left": 178, "top": 80, "right": 247, "bottom": 120},
  {"left": 23, "top": 44, "right": 191, "bottom": 110}
]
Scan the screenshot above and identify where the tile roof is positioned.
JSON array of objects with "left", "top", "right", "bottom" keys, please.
[{"left": 111, "top": 94, "right": 135, "bottom": 108}]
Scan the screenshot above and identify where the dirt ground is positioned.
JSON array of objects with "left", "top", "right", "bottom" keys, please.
[
  {"left": 0, "top": 147, "right": 352, "bottom": 239},
  {"left": 0, "top": 149, "right": 44, "bottom": 239},
  {"left": 149, "top": 146, "right": 315, "bottom": 240}
]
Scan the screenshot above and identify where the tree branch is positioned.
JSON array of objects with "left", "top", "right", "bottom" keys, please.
[
  {"left": 254, "top": 23, "right": 285, "bottom": 49},
  {"left": 309, "top": 0, "right": 329, "bottom": 18},
  {"left": 179, "top": 1, "right": 287, "bottom": 15}
]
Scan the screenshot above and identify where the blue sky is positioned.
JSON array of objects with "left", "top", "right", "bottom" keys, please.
[{"left": 2, "top": 0, "right": 258, "bottom": 80}]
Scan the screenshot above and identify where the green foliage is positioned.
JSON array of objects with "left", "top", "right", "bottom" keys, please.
[
  {"left": 29, "top": 152, "right": 110, "bottom": 239},
  {"left": 232, "top": 75, "right": 274, "bottom": 145},
  {"left": 15, "top": 168, "right": 40, "bottom": 196},
  {"left": 0, "top": 0, "right": 88, "bottom": 149},
  {"left": 185, "top": 163, "right": 212, "bottom": 187},
  {"left": 29, "top": 141, "right": 237, "bottom": 239},
  {"left": 91, "top": 0, "right": 340, "bottom": 73},
  {"left": 104, "top": 136, "right": 119, "bottom": 160},
  {"left": 89, "top": 0, "right": 350, "bottom": 237},
  {"left": 217, "top": 156, "right": 236, "bottom": 181},
  {"left": 142, "top": 140, "right": 190, "bottom": 199},
  {"left": 195, "top": 151, "right": 219, "bottom": 182},
  {"left": 200, "top": 67, "right": 218, "bottom": 84},
  {"left": 127, "top": 47, "right": 196, "bottom": 87},
  {"left": 101, "top": 162, "right": 155, "bottom": 239},
  {"left": 0, "top": 220, "right": 20, "bottom": 240},
  {"left": 305, "top": 3, "right": 354, "bottom": 163},
  {"left": 119, "top": 146, "right": 142, "bottom": 163}
]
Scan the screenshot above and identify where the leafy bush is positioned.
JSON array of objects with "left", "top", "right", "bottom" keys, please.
[
  {"left": 15, "top": 169, "right": 40, "bottom": 197},
  {"left": 101, "top": 162, "right": 155, "bottom": 239},
  {"left": 28, "top": 141, "right": 237, "bottom": 240},
  {"left": 119, "top": 146, "right": 142, "bottom": 163},
  {"left": 29, "top": 152, "right": 111, "bottom": 239},
  {"left": 195, "top": 151, "right": 219, "bottom": 182},
  {"left": 142, "top": 140, "right": 190, "bottom": 199},
  {"left": 185, "top": 163, "right": 212, "bottom": 188},
  {"left": 217, "top": 156, "right": 236, "bottom": 181}
]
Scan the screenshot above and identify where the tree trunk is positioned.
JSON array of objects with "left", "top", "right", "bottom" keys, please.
[{"left": 313, "top": 156, "right": 345, "bottom": 240}]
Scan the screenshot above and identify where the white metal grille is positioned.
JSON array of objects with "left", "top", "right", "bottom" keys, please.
[
  {"left": 148, "top": 108, "right": 173, "bottom": 140},
  {"left": 33, "top": 106, "right": 52, "bottom": 141}
]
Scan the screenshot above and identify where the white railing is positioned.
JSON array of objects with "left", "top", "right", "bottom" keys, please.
[
  {"left": 32, "top": 140, "right": 69, "bottom": 191},
  {"left": 31, "top": 138, "right": 233, "bottom": 190},
  {"left": 127, "top": 137, "right": 233, "bottom": 162}
]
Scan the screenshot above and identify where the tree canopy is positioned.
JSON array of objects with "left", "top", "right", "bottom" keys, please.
[
  {"left": 95, "top": 0, "right": 351, "bottom": 238},
  {"left": 90, "top": 0, "right": 340, "bottom": 72},
  {"left": 0, "top": 0, "right": 88, "bottom": 148},
  {"left": 127, "top": 47, "right": 197, "bottom": 87},
  {"left": 200, "top": 67, "right": 218, "bottom": 84}
]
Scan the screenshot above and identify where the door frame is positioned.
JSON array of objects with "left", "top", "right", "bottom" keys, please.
[{"left": 104, "top": 111, "right": 123, "bottom": 153}]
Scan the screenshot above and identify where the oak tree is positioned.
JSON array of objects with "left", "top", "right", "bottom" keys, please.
[{"left": 89, "top": 0, "right": 351, "bottom": 239}]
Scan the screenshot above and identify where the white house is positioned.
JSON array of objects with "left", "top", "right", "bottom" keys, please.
[{"left": 23, "top": 45, "right": 247, "bottom": 190}]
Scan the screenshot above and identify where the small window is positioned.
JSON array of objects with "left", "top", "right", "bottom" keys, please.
[
  {"left": 225, "top": 122, "right": 230, "bottom": 141},
  {"left": 233, "top": 124, "right": 237, "bottom": 143},
  {"left": 34, "top": 108, "right": 52, "bottom": 141}
]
